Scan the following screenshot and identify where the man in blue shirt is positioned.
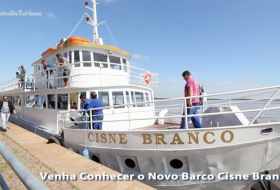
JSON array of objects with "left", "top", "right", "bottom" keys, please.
[
  {"left": 79, "top": 94, "right": 92, "bottom": 129},
  {"left": 88, "top": 92, "right": 103, "bottom": 130},
  {"left": 80, "top": 94, "right": 92, "bottom": 110},
  {"left": 42, "top": 60, "right": 54, "bottom": 89}
]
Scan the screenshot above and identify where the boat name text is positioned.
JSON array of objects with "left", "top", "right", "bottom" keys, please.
[{"left": 87, "top": 130, "right": 234, "bottom": 145}]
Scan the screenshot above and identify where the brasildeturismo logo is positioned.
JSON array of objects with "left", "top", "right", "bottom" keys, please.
[{"left": 0, "top": 10, "right": 42, "bottom": 17}]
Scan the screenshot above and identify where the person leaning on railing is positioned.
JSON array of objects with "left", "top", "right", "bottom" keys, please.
[
  {"left": 56, "top": 53, "right": 70, "bottom": 88},
  {"left": 41, "top": 60, "right": 54, "bottom": 89},
  {"left": 80, "top": 94, "right": 92, "bottom": 129},
  {"left": 0, "top": 95, "right": 16, "bottom": 132},
  {"left": 88, "top": 92, "right": 104, "bottom": 130},
  {"left": 19, "top": 65, "right": 26, "bottom": 88},
  {"left": 180, "top": 70, "right": 202, "bottom": 129}
]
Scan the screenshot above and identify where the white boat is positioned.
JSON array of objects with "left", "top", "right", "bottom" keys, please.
[{"left": 1, "top": 1, "right": 280, "bottom": 190}]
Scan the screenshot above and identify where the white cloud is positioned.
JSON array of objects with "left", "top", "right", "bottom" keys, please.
[
  {"left": 132, "top": 54, "right": 150, "bottom": 60},
  {"left": 46, "top": 12, "right": 56, "bottom": 19},
  {"left": 102, "top": 0, "right": 118, "bottom": 4}
]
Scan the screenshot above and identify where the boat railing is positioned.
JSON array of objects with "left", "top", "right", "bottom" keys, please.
[
  {"left": 58, "top": 85, "right": 280, "bottom": 131},
  {"left": 0, "top": 62, "right": 158, "bottom": 92}
]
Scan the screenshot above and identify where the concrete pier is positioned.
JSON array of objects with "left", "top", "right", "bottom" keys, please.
[{"left": 0, "top": 122, "right": 154, "bottom": 190}]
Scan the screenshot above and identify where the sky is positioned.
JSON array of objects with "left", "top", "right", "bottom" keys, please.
[{"left": 0, "top": 0, "right": 280, "bottom": 98}]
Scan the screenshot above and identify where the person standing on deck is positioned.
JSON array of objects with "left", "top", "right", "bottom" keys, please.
[
  {"left": 56, "top": 53, "right": 69, "bottom": 88},
  {"left": 42, "top": 60, "right": 54, "bottom": 89},
  {"left": 19, "top": 65, "right": 26, "bottom": 88},
  {"left": 180, "top": 71, "right": 202, "bottom": 129},
  {"left": 79, "top": 94, "right": 92, "bottom": 129},
  {"left": 0, "top": 96, "right": 16, "bottom": 132},
  {"left": 80, "top": 94, "right": 92, "bottom": 110},
  {"left": 88, "top": 92, "right": 103, "bottom": 130}
]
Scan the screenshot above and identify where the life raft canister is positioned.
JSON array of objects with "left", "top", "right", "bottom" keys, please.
[{"left": 145, "top": 72, "right": 152, "bottom": 84}]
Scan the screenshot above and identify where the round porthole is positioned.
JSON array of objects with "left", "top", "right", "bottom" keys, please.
[
  {"left": 124, "top": 159, "right": 136, "bottom": 169},
  {"left": 91, "top": 155, "right": 100, "bottom": 163},
  {"left": 169, "top": 159, "right": 183, "bottom": 169}
]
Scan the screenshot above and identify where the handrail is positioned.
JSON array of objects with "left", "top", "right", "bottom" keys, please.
[
  {"left": 0, "top": 141, "right": 49, "bottom": 190},
  {"left": 58, "top": 85, "right": 280, "bottom": 131},
  {"left": 0, "top": 61, "right": 159, "bottom": 91}
]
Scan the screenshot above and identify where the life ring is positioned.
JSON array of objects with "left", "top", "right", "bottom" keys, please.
[{"left": 145, "top": 72, "right": 152, "bottom": 84}]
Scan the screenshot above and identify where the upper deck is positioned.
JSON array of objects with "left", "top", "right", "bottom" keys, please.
[{"left": 0, "top": 40, "right": 158, "bottom": 93}]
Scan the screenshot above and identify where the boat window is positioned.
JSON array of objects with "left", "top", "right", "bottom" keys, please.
[
  {"left": 145, "top": 92, "right": 151, "bottom": 107},
  {"left": 82, "top": 51, "right": 92, "bottom": 67},
  {"left": 109, "top": 56, "right": 121, "bottom": 64},
  {"left": 70, "top": 93, "right": 78, "bottom": 110},
  {"left": 131, "top": 92, "right": 136, "bottom": 107},
  {"left": 98, "top": 91, "right": 109, "bottom": 107},
  {"left": 94, "top": 63, "right": 100, "bottom": 67},
  {"left": 123, "top": 59, "right": 128, "bottom": 72},
  {"left": 47, "top": 94, "right": 56, "bottom": 109},
  {"left": 15, "top": 96, "right": 21, "bottom": 106},
  {"left": 94, "top": 53, "right": 107, "bottom": 62},
  {"left": 110, "top": 64, "right": 121, "bottom": 70},
  {"left": 74, "top": 51, "right": 80, "bottom": 67},
  {"left": 10, "top": 96, "right": 15, "bottom": 104},
  {"left": 57, "top": 94, "right": 68, "bottom": 110},
  {"left": 80, "top": 92, "right": 86, "bottom": 109},
  {"left": 102, "top": 63, "right": 108, "bottom": 68},
  {"left": 35, "top": 95, "right": 46, "bottom": 108},
  {"left": 69, "top": 51, "right": 72, "bottom": 64},
  {"left": 51, "top": 58, "right": 56, "bottom": 68},
  {"left": 112, "top": 91, "right": 124, "bottom": 108},
  {"left": 63, "top": 52, "right": 68, "bottom": 60},
  {"left": 135, "top": 92, "right": 144, "bottom": 107},
  {"left": 126, "top": 91, "right": 131, "bottom": 105},
  {"left": 26, "top": 95, "right": 39, "bottom": 108}
]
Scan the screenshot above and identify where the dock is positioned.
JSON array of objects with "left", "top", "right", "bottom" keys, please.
[{"left": 0, "top": 122, "right": 154, "bottom": 190}]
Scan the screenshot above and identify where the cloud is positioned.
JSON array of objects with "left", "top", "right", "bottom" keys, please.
[
  {"left": 102, "top": 0, "right": 118, "bottom": 4},
  {"left": 132, "top": 54, "right": 150, "bottom": 60},
  {"left": 46, "top": 12, "right": 56, "bottom": 19}
]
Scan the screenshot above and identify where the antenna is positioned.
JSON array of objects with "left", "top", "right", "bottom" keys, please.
[{"left": 85, "top": 0, "right": 105, "bottom": 45}]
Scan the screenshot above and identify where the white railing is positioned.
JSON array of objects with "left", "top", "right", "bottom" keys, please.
[
  {"left": 58, "top": 85, "right": 280, "bottom": 132},
  {"left": 0, "top": 61, "right": 158, "bottom": 92}
]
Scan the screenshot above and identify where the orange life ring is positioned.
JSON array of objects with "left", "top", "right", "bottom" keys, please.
[{"left": 145, "top": 72, "right": 152, "bottom": 84}]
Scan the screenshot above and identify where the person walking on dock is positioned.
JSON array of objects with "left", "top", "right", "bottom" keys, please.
[
  {"left": 0, "top": 96, "right": 16, "bottom": 132},
  {"left": 180, "top": 71, "right": 202, "bottom": 129}
]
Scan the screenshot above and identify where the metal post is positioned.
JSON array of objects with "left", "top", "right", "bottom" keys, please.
[
  {"left": 0, "top": 142, "right": 49, "bottom": 190},
  {"left": 128, "top": 105, "right": 131, "bottom": 131},
  {"left": 47, "top": 70, "right": 50, "bottom": 89},
  {"left": 89, "top": 109, "right": 92, "bottom": 130},
  {"left": 33, "top": 74, "right": 35, "bottom": 90},
  {"left": 184, "top": 99, "right": 188, "bottom": 129},
  {"left": 24, "top": 74, "right": 27, "bottom": 91},
  {"left": 0, "top": 173, "right": 9, "bottom": 190}
]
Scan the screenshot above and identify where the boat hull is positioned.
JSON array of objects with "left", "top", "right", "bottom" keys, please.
[{"left": 63, "top": 124, "right": 280, "bottom": 189}]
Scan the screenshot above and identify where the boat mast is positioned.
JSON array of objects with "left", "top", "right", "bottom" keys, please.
[{"left": 85, "top": 0, "right": 105, "bottom": 45}]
